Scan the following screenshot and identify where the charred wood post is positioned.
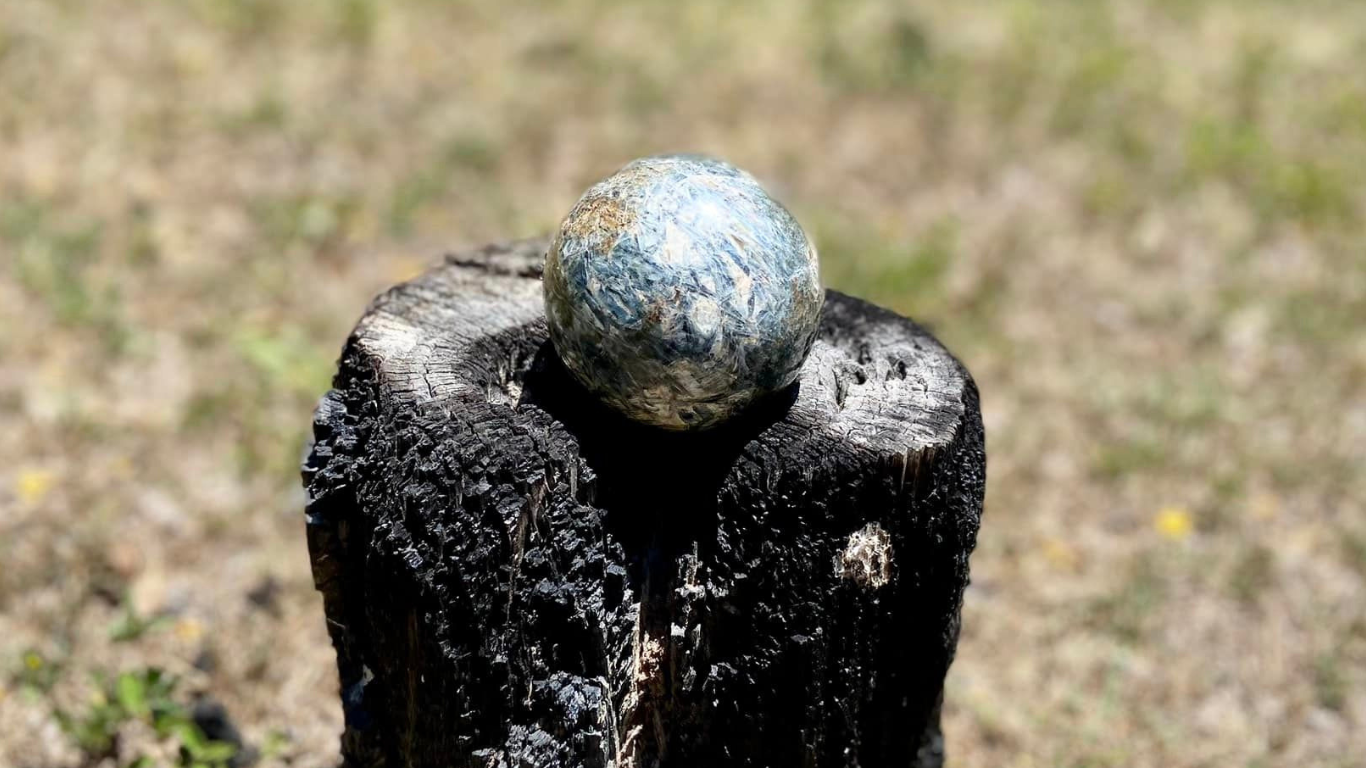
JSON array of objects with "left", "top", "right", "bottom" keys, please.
[{"left": 302, "top": 239, "right": 986, "bottom": 768}]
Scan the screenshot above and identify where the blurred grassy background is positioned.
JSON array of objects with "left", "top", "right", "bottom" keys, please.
[{"left": 1, "top": 0, "right": 1363, "bottom": 766}]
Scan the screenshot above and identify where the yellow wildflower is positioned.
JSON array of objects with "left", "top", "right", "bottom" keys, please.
[
  {"left": 1154, "top": 506, "right": 1194, "bottom": 540},
  {"left": 175, "top": 618, "right": 205, "bottom": 642},
  {"left": 1042, "top": 538, "right": 1080, "bottom": 570},
  {"left": 15, "top": 468, "right": 56, "bottom": 505}
]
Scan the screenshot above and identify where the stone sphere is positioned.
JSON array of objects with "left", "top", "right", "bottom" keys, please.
[{"left": 543, "top": 155, "right": 823, "bottom": 430}]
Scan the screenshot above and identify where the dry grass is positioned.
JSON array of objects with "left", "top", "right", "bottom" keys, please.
[{"left": 1, "top": 1, "right": 1363, "bottom": 766}]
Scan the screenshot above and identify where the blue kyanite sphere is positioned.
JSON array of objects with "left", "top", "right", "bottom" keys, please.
[{"left": 543, "top": 155, "right": 823, "bottom": 430}]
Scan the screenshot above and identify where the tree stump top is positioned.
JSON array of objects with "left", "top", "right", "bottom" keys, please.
[{"left": 351, "top": 238, "right": 971, "bottom": 464}]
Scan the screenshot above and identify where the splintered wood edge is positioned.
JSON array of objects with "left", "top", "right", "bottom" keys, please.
[{"left": 349, "top": 237, "right": 971, "bottom": 456}]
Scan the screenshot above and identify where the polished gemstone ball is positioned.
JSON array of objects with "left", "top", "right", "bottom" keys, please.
[{"left": 543, "top": 155, "right": 823, "bottom": 430}]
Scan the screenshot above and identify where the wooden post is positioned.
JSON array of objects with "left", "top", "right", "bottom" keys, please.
[{"left": 302, "top": 239, "right": 985, "bottom": 768}]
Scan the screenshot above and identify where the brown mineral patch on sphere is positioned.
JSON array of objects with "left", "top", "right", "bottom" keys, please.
[{"left": 564, "top": 194, "right": 639, "bottom": 245}]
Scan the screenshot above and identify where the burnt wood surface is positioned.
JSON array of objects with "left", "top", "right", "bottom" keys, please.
[{"left": 302, "top": 238, "right": 986, "bottom": 768}]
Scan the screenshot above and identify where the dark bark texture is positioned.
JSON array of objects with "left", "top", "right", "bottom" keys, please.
[{"left": 302, "top": 238, "right": 986, "bottom": 768}]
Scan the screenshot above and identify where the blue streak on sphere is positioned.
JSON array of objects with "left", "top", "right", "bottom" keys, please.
[{"left": 543, "top": 155, "right": 823, "bottom": 430}]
